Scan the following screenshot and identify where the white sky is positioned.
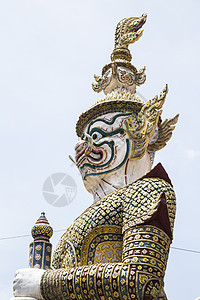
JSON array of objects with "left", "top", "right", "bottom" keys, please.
[{"left": 0, "top": 0, "right": 200, "bottom": 299}]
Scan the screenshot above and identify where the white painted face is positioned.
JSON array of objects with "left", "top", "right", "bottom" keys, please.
[{"left": 75, "top": 112, "right": 133, "bottom": 192}]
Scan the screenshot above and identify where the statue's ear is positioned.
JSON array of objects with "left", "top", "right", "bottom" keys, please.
[
  {"left": 139, "top": 84, "right": 168, "bottom": 139},
  {"left": 148, "top": 114, "right": 179, "bottom": 153},
  {"left": 125, "top": 85, "right": 169, "bottom": 160}
]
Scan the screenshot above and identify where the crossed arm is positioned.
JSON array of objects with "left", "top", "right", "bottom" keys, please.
[{"left": 14, "top": 222, "right": 170, "bottom": 300}]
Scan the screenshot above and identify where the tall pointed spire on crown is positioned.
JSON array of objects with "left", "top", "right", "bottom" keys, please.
[{"left": 92, "top": 14, "right": 147, "bottom": 95}]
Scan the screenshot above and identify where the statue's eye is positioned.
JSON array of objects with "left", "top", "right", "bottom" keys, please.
[{"left": 91, "top": 132, "right": 102, "bottom": 142}]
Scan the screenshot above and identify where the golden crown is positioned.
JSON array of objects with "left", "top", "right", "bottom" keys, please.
[
  {"left": 76, "top": 15, "right": 179, "bottom": 153},
  {"left": 76, "top": 14, "right": 148, "bottom": 137}
]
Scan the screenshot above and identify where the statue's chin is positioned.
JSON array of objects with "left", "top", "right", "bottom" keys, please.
[
  {"left": 83, "top": 172, "right": 104, "bottom": 194},
  {"left": 82, "top": 152, "right": 152, "bottom": 200},
  {"left": 81, "top": 163, "right": 124, "bottom": 195}
]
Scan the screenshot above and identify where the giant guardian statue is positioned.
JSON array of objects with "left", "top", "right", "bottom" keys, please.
[{"left": 13, "top": 14, "right": 179, "bottom": 300}]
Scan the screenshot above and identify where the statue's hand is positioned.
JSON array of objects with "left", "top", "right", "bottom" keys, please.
[{"left": 13, "top": 268, "right": 44, "bottom": 299}]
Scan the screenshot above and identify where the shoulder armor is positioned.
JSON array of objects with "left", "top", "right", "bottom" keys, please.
[{"left": 122, "top": 177, "right": 176, "bottom": 233}]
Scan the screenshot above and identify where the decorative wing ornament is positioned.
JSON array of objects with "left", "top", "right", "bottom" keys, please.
[
  {"left": 125, "top": 85, "right": 168, "bottom": 140},
  {"left": 148, "top": 114, "right": 179, "bottom": 152},
  {"left": 125, "top": 85, "right": 169, "bottom": 159}
]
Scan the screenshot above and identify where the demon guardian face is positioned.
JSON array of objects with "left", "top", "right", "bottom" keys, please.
[{"left": 75, "top": 111, "right": 152, "bottom": 197}]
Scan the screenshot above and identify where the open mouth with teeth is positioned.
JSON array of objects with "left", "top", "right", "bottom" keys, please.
[
  {"left": 76, "top": 148, "right": 104, "bottom": 166},
  {"left": 88, "top": 149, "right": 104, "bottom": 161}
]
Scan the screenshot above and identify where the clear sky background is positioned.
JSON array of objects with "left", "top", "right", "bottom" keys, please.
[{"left": 0, "top": 1, "right": 199, "bottom": 299}]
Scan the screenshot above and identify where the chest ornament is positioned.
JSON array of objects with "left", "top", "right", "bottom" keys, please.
[{"left": 81, "top": 225, "right": 123, "bottom": 265}]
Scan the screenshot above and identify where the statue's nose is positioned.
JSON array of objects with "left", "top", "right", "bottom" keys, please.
[
  {"left": 75, "top": 134, "right": 93, "bottom": 157},
  {"left": 83, "top": 133, "right": 93, "bottom": 155}
]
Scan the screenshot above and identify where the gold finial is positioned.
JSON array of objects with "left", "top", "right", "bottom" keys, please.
[
  {"left": 31, "top": 212, "right": 53, "bottom": 241},
  {"left": 111, "top": 14, "right": 147, "bottom": 62},
  {"left": 114, "top": 14, "right": 147, "bottom": 49},
  {"left": 92, "top": 14, "right": 147, "bottom": 94}
]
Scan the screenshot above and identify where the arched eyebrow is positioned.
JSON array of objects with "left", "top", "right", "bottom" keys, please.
[
  {"left": 87, "top": 112, "right": 132, "bottom": 134},
  {"left": 89, "top": 127, "right": 125, "bottom": 137}
]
